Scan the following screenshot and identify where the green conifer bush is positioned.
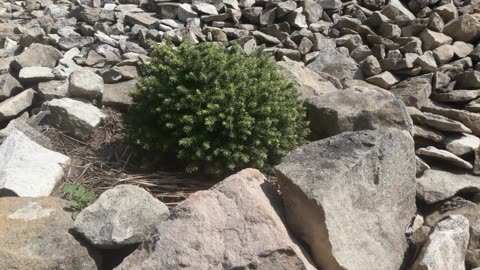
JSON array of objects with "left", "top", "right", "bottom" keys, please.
[{"left": 125, "top": 42, "right": 309, "bottom": 175}]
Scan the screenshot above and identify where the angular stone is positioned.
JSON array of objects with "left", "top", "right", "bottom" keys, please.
[
  {"left": 125, "top": 12, "right": 159, "bottom": 28},
  {"left": 193, "top": 3, "right": 218, "bottom": 15},
  {"left": 75, "top": 185, "right": 170, "bottom": 249},
  {"left": 414, "top": 125, "right": 444, "bottom": 142},
  {"left": 476, "top": 148, "right": 480, "bottom": 175},
  {"left": 275, "top": 129, "right": 416, "bottom": 270},
  {"left": 18, "top": 67, "right": 55, "bottom": 83},
  {"left": 412, "top": 215, "right": 469, "bottom": 270},
  {"left": 0, "top": 119, "right": 52, "bottom": 149},
  {"left": 415, "top": 51, "right": 438, "bottom": 73},
  {"left": 116, "top": 169, "right": 316, "bottom": 269},
  {"left": 417, "top": 169, "right": 480, "bottom": 204},
  {"left": 42, "top": 98, "right": 105, "bottom": 140},
  {"left": 306, "top": 87, "right": 413, "bottom": 138},
  {"left": 69, "top": 70, "right": 104, "bottom": 100},
  {"left": 102, "top": 80, "right": 135, "bottom": 111},
  {"left": 416, "top": 146, "right": 473, "bottom": 169},
  {"left": 433, "top": 44, "right": 455, "bottom": 65},
  {"left": 0, "top": 131, "right": 70, "bottom": 197},
  {"left": 58, "top": 37, "right": 94, "bottom": 50},
  {"left": 422, "top": 101, "right": 480, "bottom": 136},
  {"left": 419, "top": 29, "right": 453, "bottom": 51},
  {"left": 444, "top": 14, "right": 480, "bottom": 42},
  {"left": 0, "top": 197, "right": 100, "bottom": 269},
  {"left": 278, "top": 59, "right": 337, "bottom": 101},
  {"left": 366, "top": 71, "right": 399, "bottom": 89},
  {"left": 432, "top": 89, "right": 480, "bottom": 103},
  {"left": 360, "top": 55, "right": 382, "bottom": 76},
  {"left": 0, "top": 89, "right": 36, "bottom": 121},
  {"left": 13, "top": 44, "right": 63, "bottom": 70},
  {"left": 391, "top": 77, "right": 431, "bottom": 109},
  {"left": 0, "top": 73, "right": 23, "bottom": 101},
  {"left": 35, "top": 80, "right": 69, "bottom": 101},
  {"left": 307, "top": 43, "right": 362, "bottom": 82},
  {"left": 456, "top": 70, "right": 480, "bottom": 89},
  {"left": 446, "top": 133, "right": 480, "bottom": 156},
  {"left": 453, "top": 41, "right": 474, "bottom": 58}
]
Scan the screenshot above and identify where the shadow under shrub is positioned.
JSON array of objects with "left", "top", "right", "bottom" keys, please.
[{"left": 125, "top": 42, "right": 309, "bottom": 175}]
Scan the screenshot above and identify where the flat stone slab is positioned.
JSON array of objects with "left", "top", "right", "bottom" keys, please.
[
  {"left": 0, "top": 131, "right": 70, "bottom": 197},
  {"left": 446, "top": 133, "right": 480, "bottom": 156},
  {"left": 0, "top": 89, "right": 36, "bottom": 121},
  {"left": 416, "top": 169, "right": 480, "bottom": 204},
  {"left": 417, "top": 146, "right": 473, "bottom": 169},
  {"left": 419, "top": 112, "right": 472, "bottom": 133},
  {"left": 42, "top": 98, "right": 105, "bottom": 140}
]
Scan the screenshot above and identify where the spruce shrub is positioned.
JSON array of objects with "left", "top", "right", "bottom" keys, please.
[{"left": 125, "top": 42, "right": 309, "bottom": 175}]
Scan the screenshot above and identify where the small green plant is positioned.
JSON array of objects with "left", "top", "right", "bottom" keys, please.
[
  {"left": 125, "top": 41, "right": 309, "bottom": 175},
  {"left": 64, "top": 184, "right": 95, "bottom": 219}
]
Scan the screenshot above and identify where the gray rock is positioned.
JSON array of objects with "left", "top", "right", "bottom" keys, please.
[
  {"left": 125, "top": 13, "right": 159, "bottom": 28},
  {"left": 432, "top": 90, "right": 480, "bottom": 103},
  {"left": 69, "top": 70, "right": 104, "bottom": 100},
  {"left": 414, "top": 125, "right": 444, "bottom": 142},
  {"left": 0, "top": 89, "right": 36, "bottom": 121},
  {"left": 0, "top": 197, "right": 100, "bottom": 269},
  {"left": 306, "top": 87, "right": 413, "bottom": 138},
  {"left": 360, "top": 55, "right": 382, "bottom": 76},
  {"left": 42, "top": 98, "right": 105, "bottom": 140},
  {"left": 278, "top": 59, "right": 338, "bottom": 101},
  {"left": 415, "top": 51, "right": 438, "bottom": 73},
  {"left": 58, "top": 37, "right": 94, "bottom": 50},
  {"left": 417, "top": 146, "right": 473, "bottom": 169},
  {"left": 417, "top": 169, "right": 480, "bottom": 204},
  {"left": 275, "top": 129, "right": 416, "bottom": 270},
  {"left": 366, "top": 71, "right": 399, "bottom": 89},
  {"left": 0, "top": 119, "right": 52, "bottom": 149},
  {"left": 116, "top": 169, "right": 316, "bottom": 270},
  {"left": 75, "top": 185, "right": 170, "bottom": 249},
  {"left": 420, "top": 29, "right": 453, "bottom": 51},
  {"left": 433, "top": 44, "right": 455, "bottom": 65},
  {"left": 453, "top": 41, "right": 474, "bottom": 58},
  {"left": 18, "top": 67, "right": 55, "bottom": 83},
  {"left": 419, "top": 112, "right": 472, "bottom": 133},
  {"left": 102, "top": 80, "right": 135, "bottom": 111},
  {"left": 0, "top": 131, "right": 70, "bottom": 197},
  {"left": 307, "top": 42, "right": 362, "bottom": 82},
  {"left": 412, "top": 215, "right": 469, "bottom": 270},
  {"left": 0, "top": 73, "right": 23, "bottom": 101},
  {"left": 36, "top": 80, "right": 69, "bottom": 101},
  {"left": 456, "top": 70, "right": 480, "bottom": 89},
  {"left": 444, "top": 14, "right": 480, "bottom": 42},
  {"left": 446, "top": 133, "right": 480, "bottom": 156},
  {"left": 13, "top": 44, "right": 63, "bottom": 70},
  {"left": 389, "top": 77, "right": 431, "bottom": 109},
  {"left": 422, "top": 101, "right": 480, "bottom": 136},
  {"left": 193, "top": 3, "right": 218, "bottom": 15}
]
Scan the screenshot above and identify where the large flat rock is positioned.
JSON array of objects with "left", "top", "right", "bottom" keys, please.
[
  {"left": 0, "top": 196, "right": 100, "bottom": 269},
  {"left": 0, "top": 131, "right": 70, "bottom": 197},
  {"left": 116, "top": 169, "right": 316, "bottom": 270},
  {"left": 275, "top": 129, "right": 416, "bottom": 270}
]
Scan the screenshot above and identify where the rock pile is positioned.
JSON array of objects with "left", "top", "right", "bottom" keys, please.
[{"left": 0, "top": 0, "right": 479, "bottom": 268}]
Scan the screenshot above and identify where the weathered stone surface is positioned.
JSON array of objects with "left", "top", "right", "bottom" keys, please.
[
  {"left": 42, "top": 98, "right": 105, "bottom": 140},
  {"left": 102, "top": 80, "right": 135, "bottom": 111},
  {"left": 0, "top": 73, "right": 23, "bottom": 101},
  {"left": 417, "top": 169, "right": 480, "bottom": 204},
  {"left": 278, "top": 58, "right": 337, "bottom": 100},
  {"left": 414, "top": 125, "right": 444, "bottom": 142},
  {"left": 456, "top": 70, "right": 480, "bottom": 89},
  {"left": 420, "top": 29, "right": 453, "bottom": 51},
  {"left": 75, "top": 185, "right": 170, "bottom": 249},
  {"left": 307, "top": 42, "right": 362, "bottom": 82},
  {"left": 275, "top": 129, "right": 416, "bottom": 270},
  {"left": 417, "top": 146, "right": 473, "bottom": 169},
  {"left": 68, "top": 69, "right": 104, "bottom": 100},
  {"left": 116, "top": 169, "right": 316, "bottom": 270},
  {"left": 0, "top": 119, "right": 52, "bottom": 148},
  {"left": 366, "top": 71, "right": 399, "bottom": 89},
  {"left": 432, "top": 90, "right": 480, "bottom": 103},
  {"left": 444, "top": 14, "right": 480, "bottom": 42},
  {"left": 13, "top": 44, "right": 63, "bottom": 70},
  {"left": 0, "top": 197, "right": 100, "bottom": 269},
  {"left": 0, "top": 89, "right": 36, "bottom": 121},
  {"left": 422, "top": 101, "right": 480, "bottom": 136},
  {"left": 306, "top": 87, "right": 413, "bottom": 138},
  {"left": 18, "top": 67, "right": 55, "bottom": 83},
  {"left": 389, "top": 77, "right": 431, "bottom": 108},
  {"left": 36, "top": 80, "right": 69, "bottom": 100},
  {"left": 0, "top": 131, "right": 70, "bottom": 197},
  {"left": 412, "top": 215, "right": 469, "bottom": 270},
  {"left": 446, "top": 133, "right": 480, "bottom": 156}
]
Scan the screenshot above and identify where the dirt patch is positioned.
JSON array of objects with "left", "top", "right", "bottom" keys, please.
[{"left": 43, "top": 108, "right": 215, "bottom": 207}]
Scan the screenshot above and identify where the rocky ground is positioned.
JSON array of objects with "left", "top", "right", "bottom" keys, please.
[{"left": 1, "top": 0, "right": 480, "bottom": 269}]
